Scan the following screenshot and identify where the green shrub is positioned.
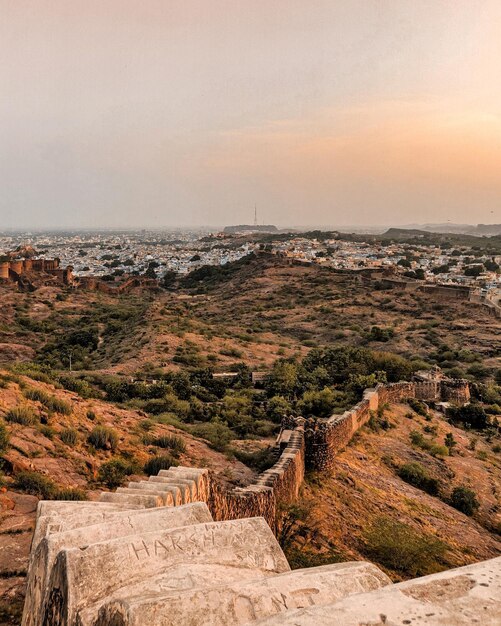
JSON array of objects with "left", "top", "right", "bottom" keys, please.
[
  {"left": 86, "top": 409, "right": 96, "bottom": 421},
  {"left": 407, "top": 398, "right": 428, "bottom": 416},
  {"left": 154, "top": 435, "right": 186, "bottom": 454},
  {"left": 45, "top": 396, "right": 72, "bottom": 415},
  {"left": 22, "top": 387, "right": 72, "bottom": 415},
  {"left": 429, "top": 444, "right": 449, "bottom": 458},
  {"left": 60, "top": 428, "right": 78, "bottom": 446},
  {"left": 0, "top": 421, "right": 9, "bottom": 454},
  {"left": 449, "top": 486, "right": 480, "bottom": 516},
  {"left": 88, "top": 426, "right": 118, "bottom": 451},
  {"left": 397, "top": 462, "right": 440, "bottom": 496},
  {"left": 447, "top": 404, "right": 488, "bottom": 430},
  {"left": 98, "top": 458, "right": 137, "bottom": 488},
  {"left": 15, "top": 471, "right": 57, "bottom": 499},
  {"left": 233, "top": 446, "right": 276, "bottom": 472},
  {"left": 191, "top": 421, "right": 234, "bottom": 451},
  {"left": 143, "top": 454, "right": 179, "bottom": 476},
  {"left": 5, "top": 406, "right": 38, "bottom": 426},
  {"left": 40, "top": 425, "right": 55, "bottom": 440},
  {"left": 55, "top": 488, "right": 88, "bottom": 501},
  {"left": 362, "top": 516, "right": 447, "bottom": 577}
]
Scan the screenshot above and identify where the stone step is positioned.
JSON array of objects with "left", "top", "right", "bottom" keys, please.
[
  {"left": 252, "top": 556, "right": 501, "bottom": 625},
  {"left": 22, "top": 503, "right": 212, "bottom": 626},
  {"left": 40, "top": 517, "right": 289, "bottom": 626},
  {"left": 31, "top": 502, "right": 144, "bottom": 557},
  {"left": 99, "top": 492, "right": 165, "bottom": 508},
  {"left": 147, "top": 476, "right": 198, "bottom": 500},
  {"left": 92, "top": 561, "right": 390, "bottom": 626},
  {"left": 157, "top": 468, "right": 210, "bottom": 500},
  {"left": 116, "top": 486, "right": 178, "bottom": 506},
  {"left": 127, "top": 481, "right": 189, "bottom": 504}
]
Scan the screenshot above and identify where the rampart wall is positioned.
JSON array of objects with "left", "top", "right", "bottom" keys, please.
[
  {"left": 205, "top": 377, "right": 469, "bottom": 527},
  {"left": 0, "top": 258, "right": 73, "bottom": 286}
]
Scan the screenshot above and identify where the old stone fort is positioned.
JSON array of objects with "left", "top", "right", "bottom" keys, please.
[{"left": 21, "top": 371, "right": 501, "bottom": 625}]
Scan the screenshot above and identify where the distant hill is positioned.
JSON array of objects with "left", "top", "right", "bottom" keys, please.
[
  {"left": 399, "top": 223, "right": 501, "bottom": 236},
  {"left": 223, "top": 224, "right": 278, "bottom": 234}
]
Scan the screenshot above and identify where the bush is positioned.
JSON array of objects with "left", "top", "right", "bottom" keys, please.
[
  {"left": 407, "top": 398, "right": 428, "bottom": 417},
  {"left": 363, "top": 517, "right": 447, "bottom": 577},
  {"left": 40, "top": 425, "right": 55, "bottom": 440},
  {"left": 88, "top": 426, "right": 119, "bottom": 451},
  {"left": 154, "top": 435, "right": 186, "bottom": 454},
  {"left": 98, "top": 458, "right": 137, "bottom": 488},
  {"left": 0, "top": 421, "right": 9, "bottom": 454},
  {"left": 429, "top": 444, "right": 449, "bottom": 458},
  {"left": 60, "top": 428, "right": 78, "bottom": 446},
  {"left": 191, "top": 420, "right": 234, "bottom": 451},
  {"left": 233, "top": 446, "right": 276, "bottom": 472},
  {"left": 5, "top": 406, "right": 38, "bottom": 426},
  {"left": 55, "top": 488, "right": 88, "bottom": 501},
  {"left": 447, "top": 404, "right": 488, "bottom": 430},
  {"left": 143, "top": 454, "right": 179, "bottom": 476},
  {"left": 23, "top": 387, "right": 72, "bottom": 415},
  {"left": 15, "top": 471, "right": 57, "bottom": 499},
  {"left": 449, "top": 486, "right": 480, "bottom": 516},
  {"left": 397, "top": 462, "right": 440, "bottom": 496}
]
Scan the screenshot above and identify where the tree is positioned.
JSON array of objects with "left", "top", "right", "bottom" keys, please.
[
  {"left": 447, "top": 403, "right": 488, "bottom": 430},
  {"left": 267, "top": 396, "right": 292, "bottom": 422},
  {"left": 297, "top": 387, "right": 336, "bottom": 417},
  {"left": 450, "top": 486, "right": 479, "bottom": 516},
  {"left": 265, "top": 361, "right": 299, "bottom": 399}
]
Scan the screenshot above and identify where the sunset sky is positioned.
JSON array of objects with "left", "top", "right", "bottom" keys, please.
[{"left": 1, "top": 0, "right": 501, "bottom": 229}]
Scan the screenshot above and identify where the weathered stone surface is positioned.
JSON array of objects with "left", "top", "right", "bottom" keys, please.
[
  {"left": 253, "top": 557, "right": 501, "bottom": 625},
  {"left": 115, "top": 486, "right": 177, "bottom": 506},
  {"left": 158, "top": 467, "right": 210, "bottom": 501},
  {"left": 41, "top": 517, "right": 289, "bottom": 626},
  {"left": 123, "top": 483, "right": 183, "bottom": 505},
  {"left": 22, "top": 504, "right": 212, "bottom": 626},
  {"left": 92, "top": 561, "right": 391, "bottom": 626},
  {"left": 148, "top": 476, "right": 198, "bottom": 499},
  {"left": 135, "top": 479, "right": 192, "bottom": 503},
  {"left": 31, "top": 502, "right": 143, "bottom": 557},
  {"left": 98, "top": 492, "right": 165, "bottom": 508}
]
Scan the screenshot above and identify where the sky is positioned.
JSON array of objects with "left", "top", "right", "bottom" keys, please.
[{"left": 1, "top": 0, "right": 501, "bottom": 229}]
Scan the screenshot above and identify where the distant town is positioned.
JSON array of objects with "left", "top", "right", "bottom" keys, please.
[{"left": 0, "top": 226, "right": 500, "bottom": 303}]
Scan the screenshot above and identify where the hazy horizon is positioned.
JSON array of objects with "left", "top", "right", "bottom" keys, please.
[{"left": 1, "top": 1, "right": 501, "bottom": 229}]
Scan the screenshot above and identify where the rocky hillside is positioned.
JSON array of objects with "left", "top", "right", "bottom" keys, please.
[
  {"left": 285, "top": 403, "right": 500, "bottom": 579},
  {"left": 0, "top": 370, "right": 254, "bottom": 624}
]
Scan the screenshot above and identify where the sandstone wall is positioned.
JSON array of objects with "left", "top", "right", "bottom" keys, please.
[{"left": 207, "top": 425, "right": 305, "bottom": 530}]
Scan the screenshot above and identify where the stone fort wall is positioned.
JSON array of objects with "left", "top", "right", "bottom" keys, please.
[
  {"left": 0, "top": 258, "right": 73, "bottom": 285},
  {"left": 205, "top": 377, "right": 470, "bottom": 526}
]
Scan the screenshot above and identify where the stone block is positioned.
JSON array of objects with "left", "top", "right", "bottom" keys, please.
[
  {"left": 115, "top": 487, "right": 177, "bottom": 506},
  {"left": 93, "top": 560, "right": 390, "bottom": 626},
  {"left": 147, "top": 477, "right": 198, "bottom": 500},
  {"left": 23, "top": 504, "right": 212, "bottom": 626},
  {"left": 41, "top": 517, "right": 289, "bottom": 626},
  {"left": 99, "top": 492, "right": 165, "bottom": 508},
  {"left": 31, "top": 502, "right": 143, "bottom": 558},
  {"left": 253, "top": 556, "right": 501, "bottom": 625}
]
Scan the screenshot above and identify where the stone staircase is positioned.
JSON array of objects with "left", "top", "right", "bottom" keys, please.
[{"left": 23, "top": 467, "right": 501, "bottom": 626}]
